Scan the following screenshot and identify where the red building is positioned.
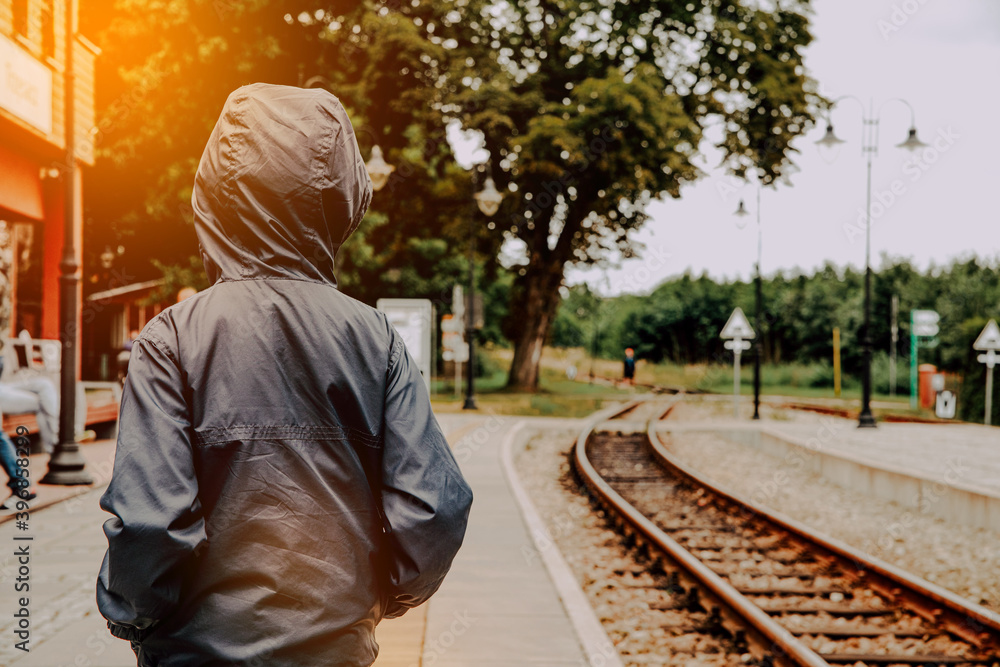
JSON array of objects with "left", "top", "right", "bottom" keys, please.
[{"left": 0, "top": 0, "right": 98, "bottom": 349}]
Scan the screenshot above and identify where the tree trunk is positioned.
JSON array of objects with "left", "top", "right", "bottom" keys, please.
[{"left": 505, "top": 255, "right": 565, "bottom": 391}]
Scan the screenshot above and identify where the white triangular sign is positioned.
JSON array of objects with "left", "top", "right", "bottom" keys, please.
[
  {"left": 974, "top": 319, "right": 1000, "bottom": 351},
  {"left": 720, "top": 307, "right": 755, "bottom": 339}
]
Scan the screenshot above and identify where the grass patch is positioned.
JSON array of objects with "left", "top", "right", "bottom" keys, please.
[
  {"left": 430, "top": 346, "right": 922, "bottom": 420},
  {"left": 431, "top": 357, "right": 638, "bottom": 418}
]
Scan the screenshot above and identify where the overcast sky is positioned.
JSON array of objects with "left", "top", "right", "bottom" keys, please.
[{"left": 556, "top": 0, "right": 1000, "bottom": 295}]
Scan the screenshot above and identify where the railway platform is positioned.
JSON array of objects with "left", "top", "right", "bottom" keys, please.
[
  {"left": 655, "top": 397, "right": 1000, "bottom": 531},
  {"left": 0, "top": 413, "right": 609, "bottom": 666},
  {"left": 767, "top": 419, "right": 1000, "bottom": 494},
  {"left": 375, "top": 412, "right": 609, "bottom": 666}
]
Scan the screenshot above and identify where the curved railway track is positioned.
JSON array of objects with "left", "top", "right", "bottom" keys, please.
[{"left": 574, "top": 398, "right": 1000, "bottom": 667}]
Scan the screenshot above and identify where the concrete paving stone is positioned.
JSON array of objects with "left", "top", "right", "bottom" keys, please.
[
  {"left": 372, "top": 605, "right": 426, "bottom": 667},
  {"left": 415, "top": 416, "right": 591, "bottom": 665},
  {"left": 22, "top": 575, "right": 94, "bottom": 610},
  {"left": 434, "top": 662, "right": 582, "bottom": 666},
  {"left": 434, "top": 660, "right": 584, "bottom": 667},
  {"left": 0, "top": 485, "right": 118, "bottom": 666},
  {"left": 0, "top": 441, "right": 119, "bottom": 534},
  {"left": 433, "top": 563, "right": 557, "bottom": 591},
  {"left": 429, "top": 579, "right": 569, "bottom": 617},
  {"left": 428, "top": 595, "right": 567, "bottom": 619},
  {"left": 769, "top": 421, "right": 1000, "bottom": 494},
  {"left": 458, "top": 477, "right": 511, "bottom": 491},
  {"left": 422, "top": 612, "right": 586, "bottom": 664},
  {"left": 454, "top": 532, "right": 539, "bottom": 553},
  {"left": 6, "top": 613, "right": 136, "bottom": 667}
]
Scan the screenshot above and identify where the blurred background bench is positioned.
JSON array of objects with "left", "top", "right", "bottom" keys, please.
[{"left": 2, "top": 333, "right": 121, "bottom": 443}]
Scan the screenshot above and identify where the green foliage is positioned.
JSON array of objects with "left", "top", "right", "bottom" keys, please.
[
  {"left": 956, "top": 317, "right": 1000, "bottom": 424},
  {"left": 86, "top": 0, "right": 338, "bottom": 283},
  {"left": 143, "top": 256, "right": 210, "bottom": 306},
  {"left": 87, "top": 1, "right": 516, "bottom": 332},
  {"left": 549, "top": 285, "right": 602, "bottom": 351},
  {"left": 554, "top": 256, "right": 1000, "bottom": 404},
  {"left": 695, "top": 361, "right": 857, "bottom": 393},
  {"left": 548, "top": 307, "right": 587, "bottom": 349},
  {"left": 870, "top": 351, "right": 911, "bottom": 396},
  {"left": 473, "top": 345, "right": 505, "bottom": 380}
]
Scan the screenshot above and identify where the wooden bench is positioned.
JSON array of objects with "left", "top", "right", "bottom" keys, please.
[
  {"left": 2, "top": 335, "right": 121, "bottom": 442},
  {"left": 2, "top": 391, "right": 120, "bottom": 434}
]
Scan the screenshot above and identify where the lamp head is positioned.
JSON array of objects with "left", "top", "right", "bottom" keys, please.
[
  {"left": 816, "top": 122, "right": 846, "bottom": 164},
  {"left": 734, "top": 199, "right": 750, "bottom": 229},
  {"left": 897, "top": 126, "right": 928, "bottom": 152},
  {"left": 365, "top": 145, "right": 395, "bottom": 192},
  {"left": 475, "top": 176, "right": 503, "bottom": 217}
]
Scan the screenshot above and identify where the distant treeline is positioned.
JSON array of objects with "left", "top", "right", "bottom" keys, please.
[{"left": 550, "top": 256, "right": 1000, "bottom": 421}]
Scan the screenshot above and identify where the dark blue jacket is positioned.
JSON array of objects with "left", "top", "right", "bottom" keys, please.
[{"left": 96, "top": 83, "right": 472, "bottom": 666}]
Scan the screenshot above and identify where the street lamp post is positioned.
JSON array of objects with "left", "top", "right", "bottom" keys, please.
[
  {"left": 817, "top": 97, "right": 927, "bottom": 428},
  {"left": 42, "top": 0, "right": 91, "bottom": 485},
  {"left": 463, "top": 171, "right": 503, "bottom": 410},
  {"left": 734, "top": 186, "right": 763, "bottom": 420}
]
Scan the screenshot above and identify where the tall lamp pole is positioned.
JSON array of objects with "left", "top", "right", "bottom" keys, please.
[
  {"left": 817, "top": 97, "right": 927, "bottom": 428},
  {"left": 43, "top": 0, "right": 91, "bottom": 485},
  {"left": 463, "top": 170, "right": 503, "bottom": 410},
  {"left": 734, "top": 186, "right": 763, "bottom": 420}
]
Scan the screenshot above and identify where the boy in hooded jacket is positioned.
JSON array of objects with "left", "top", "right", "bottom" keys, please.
[{"left": 97, "top": 83, "right": 473, "bottom": 666}]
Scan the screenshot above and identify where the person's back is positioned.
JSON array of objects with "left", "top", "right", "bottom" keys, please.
[{"left": 97, "top": 83, "right": 473, "bottom": 666}]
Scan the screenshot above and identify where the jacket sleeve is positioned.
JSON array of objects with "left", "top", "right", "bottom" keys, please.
[
  {"left": 380, "top": 331, "right": 473, "bottom": 618},
  {"left": 96, "top": 334, "right": 206, "bottom": 638}
]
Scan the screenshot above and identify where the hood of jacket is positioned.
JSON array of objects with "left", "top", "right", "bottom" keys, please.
[{"left": 192, "top": 83, "right": 372, "bottom": 285}]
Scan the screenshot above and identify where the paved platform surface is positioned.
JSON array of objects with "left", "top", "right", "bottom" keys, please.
[
  {"left": 0, "top": 413, "right": 593, "bottom": 666},
  {"left": 654, "top": 412, "right": 1000, "bottom": 496},
  {"left": 1, "top": 439, "right": 119, "bottom": 523},
  {"left": 415, "top": 414, "right": 588, "bottom": 667},
  {"left": 765, "top": 418, "right": 1000, "bottom": 495},
  {"left": 0, "top": 483, "right": 138, "bottom": 666}
]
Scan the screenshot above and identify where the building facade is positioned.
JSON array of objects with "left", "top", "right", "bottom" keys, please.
[{"left": 0, "top": 0, "right": 97, "bottom": 352}]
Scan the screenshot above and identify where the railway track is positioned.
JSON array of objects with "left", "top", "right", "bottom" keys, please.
[{"left": 574, "top": 398, "right": 1000, "bottom": 667}]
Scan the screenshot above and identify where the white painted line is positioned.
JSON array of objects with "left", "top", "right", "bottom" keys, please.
[{"left": 501, "top": 420, "right": 624, "bottom": 667}]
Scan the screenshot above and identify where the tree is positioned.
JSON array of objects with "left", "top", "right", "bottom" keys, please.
[
  {"left": 88, "top": 1, "right": 821, "bottom": 392},
  {"left": 320, "top": 5, "right": 508, "bottom": 310},
  {"left": 86, "top": 1, "right": 507, "bottom": 325},
  {"left": 84, "top": 1, "right": 343, "bottom": 286},
  {"left": 440, "top": 0, "right": 822, "bottom": 389}
]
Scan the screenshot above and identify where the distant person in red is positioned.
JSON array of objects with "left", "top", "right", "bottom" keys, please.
[{"left": 623, "top": 347, "right": 636, "bottom": 386}]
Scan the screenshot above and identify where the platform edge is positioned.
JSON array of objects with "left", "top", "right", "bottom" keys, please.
[{"left": 500, "top": 419, "right": 624, "bottom": 667}]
